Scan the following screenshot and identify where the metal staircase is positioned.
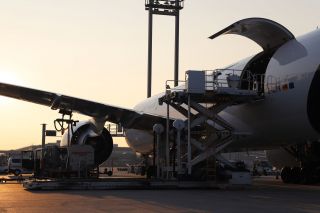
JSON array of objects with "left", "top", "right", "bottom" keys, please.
[{"left": 157, "top": 69, "right": 264, "bottom": 180}]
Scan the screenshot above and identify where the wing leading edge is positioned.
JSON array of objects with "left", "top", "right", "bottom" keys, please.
[{"left": 0, "top": 82, "right": 167, "bottom": 130}]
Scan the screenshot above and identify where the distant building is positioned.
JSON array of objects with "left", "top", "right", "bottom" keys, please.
[{"left": 222, "top": 151, "right": 268, "bottom": 170}]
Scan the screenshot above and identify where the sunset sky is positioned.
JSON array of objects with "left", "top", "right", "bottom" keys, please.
[{"left": 0, "top": 0, "right": 319, "bottom": 150}]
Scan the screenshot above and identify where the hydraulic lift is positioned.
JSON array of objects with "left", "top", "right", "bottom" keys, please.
[{"left": 154, "top": 69, "right": 264, "bottom": 184}]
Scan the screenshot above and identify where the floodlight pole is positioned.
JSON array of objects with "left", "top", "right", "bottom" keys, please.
[
  {"left": 174, "top": 0, "right": 180, "bottom": 87},
  {"left": 147, "top": 0, "right": 153, "bottom": 98},
  {"left": 145, "top": 0, "right": 184, "bottom": 97}
]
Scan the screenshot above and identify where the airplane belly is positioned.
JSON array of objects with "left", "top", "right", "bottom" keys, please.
[{"left": 124, "top": 129, "right": 154, "bottom": 154}]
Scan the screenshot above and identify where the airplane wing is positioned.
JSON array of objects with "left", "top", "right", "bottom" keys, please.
[{"left": 0, "top": 82, "right": 167, "bottom": 130}]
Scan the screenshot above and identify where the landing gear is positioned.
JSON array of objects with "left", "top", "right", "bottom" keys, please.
[
  {"left": 280, "top": 141, "right": 320, "bottom": 184},
  {"left": 280, "top": 166, "right": 318, "bottom": 184}
]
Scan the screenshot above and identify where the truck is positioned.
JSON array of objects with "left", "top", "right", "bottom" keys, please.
[
  {"left": 7, "top": 151, "right": 34, "bottom": 176},
  {"left": 252, "top": 160, "right": 273, "bottom": 176}
]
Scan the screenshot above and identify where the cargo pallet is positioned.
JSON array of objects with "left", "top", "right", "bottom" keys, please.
[
  {"left": 22, "top": 177, "right": 233, "bottom": 190},
  {"left": 23, "top": 170, "right": 252, "bottom": 190}
]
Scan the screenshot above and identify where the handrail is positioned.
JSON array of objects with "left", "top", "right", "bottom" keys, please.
[
  {"left": 204, "top": 69, "right": 263, "bottom": 92},
  {"left": 165, "top": 80, "right": 186, "bottom": 93},
  {"left": 165, "top": 69, "right": 269, "bottom": 95}
]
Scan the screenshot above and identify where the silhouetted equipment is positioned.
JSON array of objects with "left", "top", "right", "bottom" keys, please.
[
  {"left": 33, "top": 145, "right": 95, "bottom": 178},
  {"left": 45, "top": 130, "right": 57, "bottom": 137}
]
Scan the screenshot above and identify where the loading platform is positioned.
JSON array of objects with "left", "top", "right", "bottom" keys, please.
[{"left": 154, "top": 69, "right": 264, "bottom": 182}]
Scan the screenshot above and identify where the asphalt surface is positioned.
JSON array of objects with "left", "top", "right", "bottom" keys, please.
[{"left": 0, "top": 176, "right": 319, "bottom": 213}]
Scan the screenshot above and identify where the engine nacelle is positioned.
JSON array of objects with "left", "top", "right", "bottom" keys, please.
[{"left": 61, "top": 121, "right": 113, "bottom": 166}]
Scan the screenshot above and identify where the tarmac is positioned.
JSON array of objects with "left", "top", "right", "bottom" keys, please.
[{"left": 0, "top": 176, "right": 319, "bottom": 213}]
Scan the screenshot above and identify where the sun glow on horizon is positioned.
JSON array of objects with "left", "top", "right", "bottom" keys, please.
[
  {"left": 0, "top": 69, "right": 21, "bottom": 84},
  {"left": 0, "top": 0, "right": 319, "bottom": 151},
  {"left": 0, "top": 69, "right": 22, "bottom": 105}
]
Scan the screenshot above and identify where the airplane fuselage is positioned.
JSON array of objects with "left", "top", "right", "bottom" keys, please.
[{"left": 126, "top": 29, "right": 320, "bottom": 154}]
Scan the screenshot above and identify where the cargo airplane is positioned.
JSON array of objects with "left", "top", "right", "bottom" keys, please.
[{"left": 1, "top": 18, "right": 320, "bottom": 183}]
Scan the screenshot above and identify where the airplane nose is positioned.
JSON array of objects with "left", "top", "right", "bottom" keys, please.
[{"left": 307, "top": 66, "right": 320, "bottom": 133}]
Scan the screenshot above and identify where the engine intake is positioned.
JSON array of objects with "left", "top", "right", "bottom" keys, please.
[{"left": 61, "top": 121, "right": 113, "bottom": 166}]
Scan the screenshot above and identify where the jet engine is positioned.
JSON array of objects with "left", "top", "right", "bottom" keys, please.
[{"left": 60, "top": 121, "right": 113, "bottom": 166}]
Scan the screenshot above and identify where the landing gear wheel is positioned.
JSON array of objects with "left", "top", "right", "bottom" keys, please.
[
  {"left": 140, "top": 166, "right": 146, "bottom": 176},
  {"left": 107, "top": 171, "right": 113, "bottom": 176},
  {"left": 146, "top": 166, "right": 155, "bottom": 179},
  {"left": 14, "top": 169, "right": 21, "bottom": 176},
  {"left": 291, "top": 167, "right": 301, "bottom": 184},
  {"left": 281, "top": 167, "right": 292, "bottom": 183}
]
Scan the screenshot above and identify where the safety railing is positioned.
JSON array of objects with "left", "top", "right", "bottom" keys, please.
[
  {"left": 164, "top": 69, "right": 269, "bottom": 96},
  {"left": 205, "top": 69, "right": 242, "bottom": 90},
  {"left": 204, "top": 69, "right": 265, "bottom": 93}
]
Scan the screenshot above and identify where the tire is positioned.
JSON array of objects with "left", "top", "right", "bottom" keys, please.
[
  {"left": 291, "top": 167, "right": 301, "bottom": 184},
  {"left": 14, "top": 169, "right": 21, "bottom": 176},
  {"left": 107, "top": 171, "right": 113, "bottom": 176},
  {"left": 146, "top": 166, "right": 155, "bottom": 179},
  {"left": 281, "top": 167, "right": 292, "bottom": 183},
  {"left": 140, "top": 167, "right": 146, "bottom": 176}
]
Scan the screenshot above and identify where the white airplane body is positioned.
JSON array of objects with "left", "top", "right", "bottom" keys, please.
[
  {"left": 1, "top": 18, "right": 320, "bottom": 183},
  {"left": 127, "top": 29, "right": 320, "bottom": 155}
]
